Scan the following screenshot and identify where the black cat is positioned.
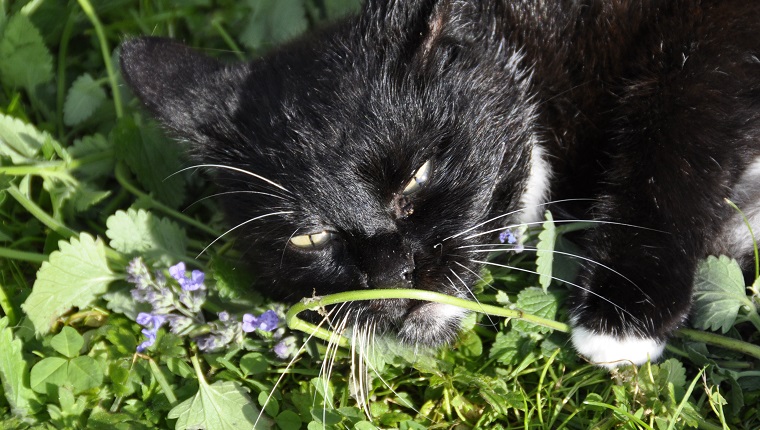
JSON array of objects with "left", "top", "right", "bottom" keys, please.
[{"left": 120, "top": 0, "right": 760, "bottom": 367}]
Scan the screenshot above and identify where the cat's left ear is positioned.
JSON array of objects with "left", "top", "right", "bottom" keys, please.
[{"left": 120, "top": 37, "right": 236, "bottom": 136}]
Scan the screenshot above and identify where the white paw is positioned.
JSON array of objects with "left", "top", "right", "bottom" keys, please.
[{"left": 571, "top": 326, "right": 665, "bottom": 369}]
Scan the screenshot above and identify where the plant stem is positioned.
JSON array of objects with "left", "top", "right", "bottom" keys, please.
[
  {"left": 0, "top": 246, "right": 47, "bottom": 263},
  {"left": 285, "top": 289, "right": 571, "bottom": 346},
  {"left": 7, "top": 184, "right": 77, "bottom": 239},
  {"left": 114, "top": 162, "right": 220, "bottom": 237},
  {"left": 676, "top": 328, "right": 760, "bottom": 360},
  {"left": 77, "top": 0, "right": 123, "bottom": 118},
  {"left": 0, "top": 281, "right": 17, "bottom": 326}
]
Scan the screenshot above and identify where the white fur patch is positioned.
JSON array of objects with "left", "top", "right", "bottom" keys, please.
[
  {"left": 518, "top": 143, "right": 552, "bottom": 224},
  {"left": 717, "top": 157, "right": 760, "bottom": 259},
  {"left": 418, "top": 302, "right": 468, "bottom": 321},
  {"left": 571, "top": 327, "right": 665, "bottom": 369}
]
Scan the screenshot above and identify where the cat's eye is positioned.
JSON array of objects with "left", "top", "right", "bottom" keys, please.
[
  {"left": 290, "top": 231, "right": 335, "bottom": 248},
  {"left": 402, "top": 160, "right": 432, "bottom": 195}
]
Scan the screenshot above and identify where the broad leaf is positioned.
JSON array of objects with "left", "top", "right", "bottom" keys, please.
[
  {"left": 535, "top": 211, "right": 556, "bottom": 292},
  {"left": 692, "top": 255, "right": 753, "bottom": 333},
  {"left": 30, "top": 357, "right": 68, "bottom": 394},
  {"left": 67, "top": 356, "right": 104, "bottom": 393},
  {"left": 112, "top": 115, "right": 187, "bottom": 208},
  {"left": 50, "top": 327, "right": 84, "bottom": 359},
  {"left": 0, "top": 317, "right": 39, "bottom": 417},
  {"left": 106, "top": 208, "right": 187, "bottom": 263},
  {"left": 22, "top": 233, "right": 117, "bottom": 334},
  {"left": 0, "top": 13, "right": 53, "bottom": 88},
  {"left": 511, "top": 287, "right": 559, "bottom": 334},
  {"left": 64, "top": 73, "right": 107, "bottom": 126},
  {"left": 0, "top": 112, "right": 54, "bottom": 163},
  {"left": 167, "top": 379, "right": 267, "bottom": 429}
]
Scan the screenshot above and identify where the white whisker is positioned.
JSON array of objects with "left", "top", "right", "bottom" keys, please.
[
  {"left": 440, "top": 198, "right": 595, "bottom": 242},
  {"left": 463, "top": 218, "right": 665, "bottom": 242},
  {"left": 254, "top": 308, "right": 337, "bottom": 430},
  {"left": 182, "top": 190, "right": 288, "bottom": 211},
  {"left": 196, "top": 211, "right": 293, "bottom": 258},
  {"left": 168, "top": 163, "right": 292, "bottom": 193},
  {"left": 461, "top": 244, "right": 652, "bottom": 302},
  {"left": 448, "top": 268, "right": 497, "bottom": 329},
  {"left": 470, "top": 259, "right": 644, "bottom": 326}
]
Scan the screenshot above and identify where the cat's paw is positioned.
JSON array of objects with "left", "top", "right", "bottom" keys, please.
[{"left": 570, "top": 326, "right": 665, "bottom": 369}]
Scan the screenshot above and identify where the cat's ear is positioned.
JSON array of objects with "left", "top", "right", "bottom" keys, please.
[
  {"left": 361, "top": 0, "right": 468, "bottom": 69},
  {"left": 120, "top": 37, "right": 232, "bottom": 134}
]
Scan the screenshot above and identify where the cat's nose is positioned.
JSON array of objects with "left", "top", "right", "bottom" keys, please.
[{"left": 357, "top": 233, "right": 415, "bottom": 289}]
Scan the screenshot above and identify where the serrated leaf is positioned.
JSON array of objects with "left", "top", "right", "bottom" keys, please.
[
  {"left": 240, "top": 0, "right": 308, "bottom": 50},
  {"left": 105, "top": 208, "right": 187, "bottom": 263},
  {"left": 69, "top": 134, "right": 115, "bottom": 181},
  {"left": 692, "top": 255, "right": 753, "bottom": 333},
  {"left": 167, "top": 379, "right": 267, "bottom": 430},
  {"left": 22, "top": 233, "right": 117, "bottom": 334},
  {"left": 112, "top": 115, "right": 186, "bottom": 208},
  {"left": 535, "top": 210, "right": 556, "bottom": 292},
  {"left": 0, "top": 13, "right": 53, "bottom": 88},
  {"left": 0, "top": 112, "right": 55, "bottom": 163},
  {"left": 511, "top": 287, "right": 559, "bottom": 334},
  {"left": 0, "top": 317, "right": 40, "bottom": 417},
  {"left": 64, "top": 73, "right": 107, "bottom": 126},
  {"left": 67, "top": 356, "right": 103, "bottom": 393},
  {"left": 50, "top": 327, "right": 84, "bottom": 358},
  {"left": 30, "top": 357, "right": 68, "bottom": 394}
]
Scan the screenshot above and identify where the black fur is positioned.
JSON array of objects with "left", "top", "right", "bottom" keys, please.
[{"left": 121, "top": 0, "right": 760, "bottom": 361}]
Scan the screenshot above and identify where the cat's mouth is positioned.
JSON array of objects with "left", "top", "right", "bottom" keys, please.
[{"left": 355, "top": 295, "right": 469, "bottom": 348}]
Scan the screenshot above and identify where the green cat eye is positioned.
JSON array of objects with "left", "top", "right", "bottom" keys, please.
[
  {"left": 402, "top": 160, "right": 432, "bottom": 195},
  {"left": 290, "top": 231, "right": 334, "bottom": 248}
]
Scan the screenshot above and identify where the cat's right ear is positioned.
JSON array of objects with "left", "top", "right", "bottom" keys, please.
[{"left": 120, "top": 37, "right": 227, "bottom": 134}]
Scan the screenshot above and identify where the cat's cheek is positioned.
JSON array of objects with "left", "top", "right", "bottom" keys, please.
[{"left": 569, "top": 326, "right": 666, "bottom": 369}]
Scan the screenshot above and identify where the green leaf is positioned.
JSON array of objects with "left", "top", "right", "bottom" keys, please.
[
  {"left": 0, "top": 317, "right": 39, "bottom": 417},
  {"left": 240, "top": 352, "right": 268, "bottom": 376},
  {"left": 0, "top": 13, "right": 53, "bottom": 88},
  {"left": 511, "top": 287, "right": 559, "bottom": 334},
  {"left": 50, "top": 327, "right": 84, "bottom": 358},
  {"left": 240, "top": 0, "right": 308, "bottom": 51},
  {"left": 30, "top": 357, "right": 68, "bottom": 394},
  {"left": 67, "top": 356, "right": 104, "bottom": 393},
  {"left": 68, "top": 134, "right": 115, "bottom": 181},
  {"left": 64, "top": 73, "right": 107, "bottom": 126},
  {"left": 167, "top": 379, "right": 267, "bottom": 430},
  {"left": 0, "top": 112, "right": 55, "bottom": 163},
  {"left": 22, "top": 233, "right": 117, "bottom": 334},
  {"left": 112, "top": 115, "right": 187, "bottom": 208},
  {"left": 105, "top": 208, "right": 187, "bottom": 263},
  {"left": 274, "top": 410, "right": 301, "bottom": 430},
  {"left": 535, "top": 210, "right": 556, "bottom": 292},
  {"left": 692, "top": 255, "right": 753, "bottom": 333}
]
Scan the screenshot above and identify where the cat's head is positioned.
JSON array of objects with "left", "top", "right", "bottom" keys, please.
[{"left": 120, "top": 0, "right": 546, "bottom": 347}]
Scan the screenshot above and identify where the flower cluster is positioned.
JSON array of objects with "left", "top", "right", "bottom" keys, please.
[
  {"left": 126, "top": 258, "right": 281, "bottom": 353},
  {"left": 499, "top": 228, "right": 517, "bottom": 244}
]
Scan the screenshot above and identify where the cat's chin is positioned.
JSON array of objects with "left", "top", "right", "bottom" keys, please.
[
  {"left": 570, "top": 326, "right": 666, "bottom": 369},
  {"left": 396, "top": 302, "right": 469, "bottom": 348}
]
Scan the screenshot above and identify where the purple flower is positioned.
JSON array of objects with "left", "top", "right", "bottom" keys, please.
[
  {"left": 137, "top": 328, "right": 157, "bottom": 352},
  {"left": 218, "top": 311, "right": 230, "bottom": 323},
  {"left": 169, "top": 262, "right": 205, "bottom": 291},
  {"left": 135, "top": 313, "right": 167, "bottom": 353},
  {"left": 242, "top": 310, "right": 279, "bottom": 333},
  {"left": 273, "top": 336, "right": 298, "bottom": 359},
  {"left": 499, "top": 228, "right": 518, "bottom": 244}
]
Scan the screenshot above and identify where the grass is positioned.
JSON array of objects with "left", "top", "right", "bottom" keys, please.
[{"left": 0, "top": 1, "right": 759, "bottom": 429}]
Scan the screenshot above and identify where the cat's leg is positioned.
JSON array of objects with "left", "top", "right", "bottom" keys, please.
[{"left": 567, "top": 67, "right": 760, "bottom": 369}]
